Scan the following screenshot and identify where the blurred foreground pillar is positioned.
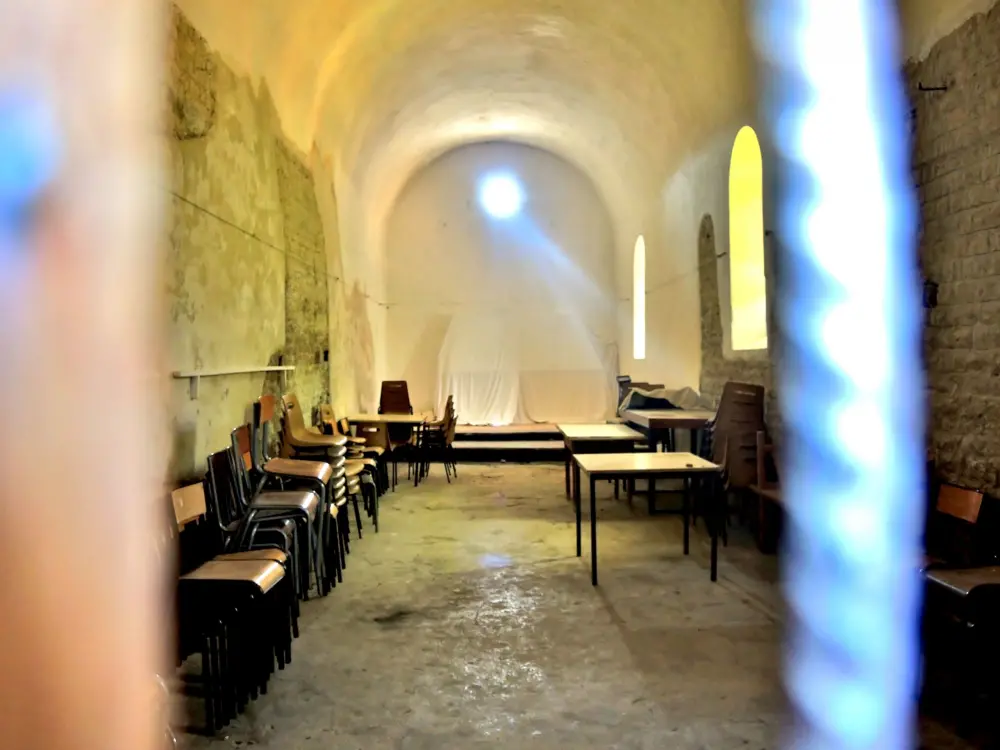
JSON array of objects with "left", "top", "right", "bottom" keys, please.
[
  {"left": 753, "top": 2, "right": 925, "bottom": 749},
  {"left": 0, "top": 2, "right": 166, "bottom": 749}
]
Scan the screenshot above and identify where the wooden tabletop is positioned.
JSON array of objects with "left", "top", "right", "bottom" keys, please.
[
  {"left": 623, "top": 409, "right": 716, "bottom": 430},
  {"left": 558, "top": 423, "right": 645, "bottom": 441},
  {"left": 575, "top": 451, "right": 720, "bottom": 476},
  {"left": 926, "top": 566, "right": 1000, "bottom": 596},
  {"left": 347, "top": 414, "right": 428, "bottom": 425}
]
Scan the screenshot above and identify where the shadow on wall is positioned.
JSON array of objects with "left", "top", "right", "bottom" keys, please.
[{"left": 348, "top": 282, "right": 375, "bottom": 411}]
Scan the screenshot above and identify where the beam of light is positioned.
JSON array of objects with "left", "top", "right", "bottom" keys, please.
[
  {"left": 753, "top": 2, "right": 924, "bottom": 749},
  {"left": 478, "top": 172, "right": 524, "bottom": 219}
]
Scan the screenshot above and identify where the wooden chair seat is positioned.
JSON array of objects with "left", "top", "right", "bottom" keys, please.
[
  {"left": 264, "top": 457, "right": 333, "bottom": 483},
  {"left": 181, "top": 559, "right": 285, "bottom": 593},
  {"left": 345, "top": 462, "right": 366, "bottom": 478},
  {"left": 289, "top": 431, "right": 348, "bottom": 449},
  {"left": 216, "top": 549, "right": 288, "bottom": 565},
  {"left": 251, "top": 490, "right": 320, "bottom": 520},
  {"left": 926, "top": 566, "right": 1000, "bottom": 597}
]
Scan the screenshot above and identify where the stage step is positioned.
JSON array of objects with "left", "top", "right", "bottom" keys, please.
[
  {"left": 450, "top": 437, "right": 563, "bottom": 463},
  {"left": 451, "top": 440, "right": 562, "bottom": 451},
  {"left": 455, "top": 424, "right": 561, "bottom": 443}
]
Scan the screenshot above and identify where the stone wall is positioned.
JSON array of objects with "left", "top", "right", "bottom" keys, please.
[
  {"left": 166, "top": 6, "right": 334, "bottom": 478},
  {"left": 911, "top": 3, "right": 1000, "bottom": 491},
  {"left": 697, "top": 213, "right": 775, "bottom": 423},
  {"left": 275, "top": 139, "right": 331, "bottom": 421}
]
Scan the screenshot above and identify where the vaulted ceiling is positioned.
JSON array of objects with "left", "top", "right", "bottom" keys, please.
[
  {"left": 172, "top": 0, "right": 993, "bottom": 264},
  {"left": 172, "top": 0, "right": 756, "bottom": 247}
]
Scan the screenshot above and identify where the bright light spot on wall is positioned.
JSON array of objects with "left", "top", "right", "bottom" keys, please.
[
  {"left": 729, "top": 125, "right": 768, "bottom": 351},
  {"left": 478, "top": 172, "right": 524, "bottom": 219},
  {"left": 633, "top": 235, "right": 646, "bottom": 360}
]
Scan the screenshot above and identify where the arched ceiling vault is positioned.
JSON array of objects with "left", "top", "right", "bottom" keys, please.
[{"left": 174, "top": 0, "right": 757, "bottom": 252}]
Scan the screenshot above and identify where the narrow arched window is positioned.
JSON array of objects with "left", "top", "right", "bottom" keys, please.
[
  {"left": 633, "top": 235, "right": 646, "bottom": 360},
  {"left": 729, "top": 125, "right": 767, "bottom": 351}
]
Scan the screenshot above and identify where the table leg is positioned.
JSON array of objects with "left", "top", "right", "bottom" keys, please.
[
  {"left": 590, "top": 474, "right": 598, "bottom": 586},
  {"left": 564, "top": 446, "right": 571, "bottom": 498},
  {"left": 575, "top": 473, "right": 582, "bottom": 557},
  {"left": 691, "top": 428, "right": 700, "bottom": 457},
  {"left": 710, "top": 478, "right": 719, "bottom": 582},
  {"left": 683, "top": 476, "right": 690, "bottom": 555}
]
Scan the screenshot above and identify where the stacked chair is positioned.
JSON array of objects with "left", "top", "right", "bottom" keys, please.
[
  {"left": 169, "top": 481, "right": 296, "bottom": 734},
  {"left": 412, "top": 395, "right": 458, "bottom": 486},
  {"left": 281, "top": 394, "right": 380, "bottom": 536},
  {"left": 698, "top": 382, "right": 767, "bottom": 546},
  {"left": 319, "top": 403, "right": 390, "bottom": 501},
  {"left": 167, "top": 391, "right": 389, "bottom": 735}
]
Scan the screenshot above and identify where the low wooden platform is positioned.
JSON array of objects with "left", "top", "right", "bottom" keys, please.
[
  {"left": 452, "top": 440, "right": 563, "bottom": 451},
  {"left": 451, "top": 424, "right": 564, "bottom": 463}
]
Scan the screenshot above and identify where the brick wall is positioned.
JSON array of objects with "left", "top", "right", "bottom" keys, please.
[{"left": 911, "top": 3, "right": 1000, "bottom": 491}]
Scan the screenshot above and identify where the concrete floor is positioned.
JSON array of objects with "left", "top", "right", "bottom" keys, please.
[{"left": 184, "top": 464, "right": 972, "bottom": 749}]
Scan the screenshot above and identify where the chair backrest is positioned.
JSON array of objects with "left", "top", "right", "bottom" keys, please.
[
  {"left": 715, "top": 382, "right": 765, "bottom": 433},
  {"left": 204, "top": 448, "right": 245, "bottom": 533},
  {"left": 379, "top": 381, "right": 413, "bottom": 414},
  {"left": 171, "top": 483, "right": 207, "bottom": 529},
  {"left": 937, "top": 484, "right": 984, "bottom": 523},
  {"left": 252, "top": 395, "right": 281, "bottom": 465},
  {"left": 282, "top": 393, "right": 310, "bottom": 437},
  {"left": 230, "top": 424, "right": 258, "bottom": 498},
  {"left": 926, "top": 483, "right": 997, "bottom": 567}
]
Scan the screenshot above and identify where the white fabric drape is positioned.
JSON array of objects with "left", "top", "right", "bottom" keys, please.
[{"left": 434, "top": 309, "right": 615, "bottom": 425}]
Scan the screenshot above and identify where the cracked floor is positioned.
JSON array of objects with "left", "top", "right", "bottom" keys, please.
[{"left": 182, "top": 463, "right": 971, "bottom": 749}]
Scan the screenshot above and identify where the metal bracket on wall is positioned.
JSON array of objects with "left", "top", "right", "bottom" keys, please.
[{"left": 172, "top": 365, "right": 296, "bottom": 400}]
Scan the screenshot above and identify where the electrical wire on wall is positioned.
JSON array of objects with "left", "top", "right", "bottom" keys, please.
[{"left": 753, "top": 2, "right": 925, "bottom": 749}]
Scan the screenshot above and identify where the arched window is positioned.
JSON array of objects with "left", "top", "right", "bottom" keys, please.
[
  {"left": 729, "top": 125, "right": 767, "bottom": 351},
  {"left": 633, "top": 235, "right": 646, "bottom": 360}
]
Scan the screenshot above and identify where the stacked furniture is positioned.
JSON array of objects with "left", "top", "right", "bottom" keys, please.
[{"left": 167, "top": 391, "right": 387, "bottom": 734}]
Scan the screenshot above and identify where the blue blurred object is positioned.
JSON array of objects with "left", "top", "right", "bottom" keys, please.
[
  {"left": 0, "top": 88, "right": 59, "bottom": 234},
  {"left": 753, "top": 2, "right": 924, "bottom": 749}
]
